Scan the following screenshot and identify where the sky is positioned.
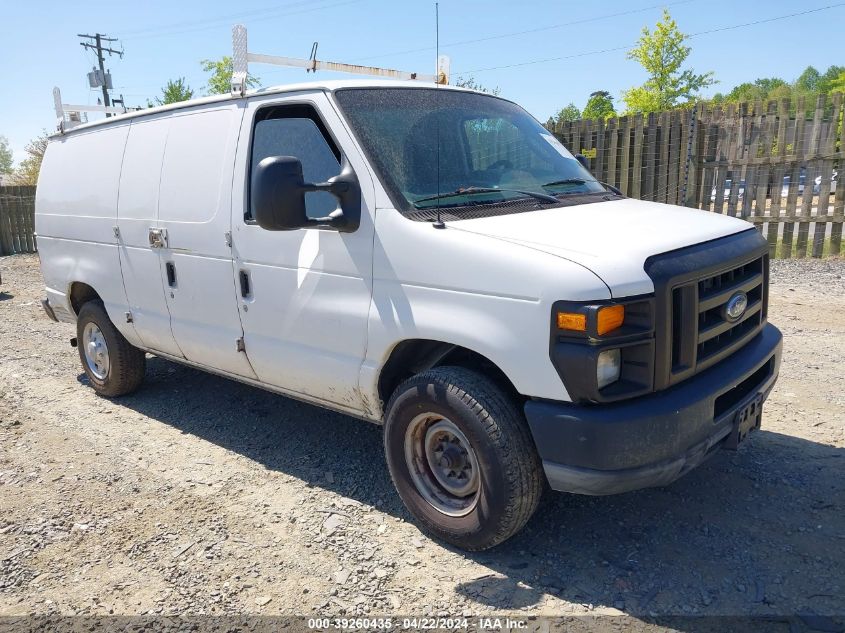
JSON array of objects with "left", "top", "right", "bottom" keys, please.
[{"left": 1, "top": 0, "right": 843, "bottom": 165}]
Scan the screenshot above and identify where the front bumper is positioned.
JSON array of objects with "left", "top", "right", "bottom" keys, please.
[{"left": 525, "top": 323, "right": 782, "bottom": 495}]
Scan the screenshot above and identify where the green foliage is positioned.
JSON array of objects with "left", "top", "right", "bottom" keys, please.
[
  {"left": 201, "top": 57, "right": 260, "bottom": 95},
  {"left": 754, "top": 77, "right": 787, "bottom": 95},
  {"left": 622, "top": 9, "right": 715, "bottom": 114},
  {"left": 711, "top": 65, "right": 845, "bottom": 111},
  {"left": 817, "top": 66, "right": 845, "bottom": 97},
  {"left": 826, "top": 70, "right": 845, "bottom": 95},
  {"left": 0, "top": 135, "right": 13, "bottom": 174},
  {"left": 554, "top": 103, "right": 581, "bottom": 125},
  {"left": 453, "top": 76, "right": 500, "bottom": 95},
  {"left": 725, "top": 82, "right": 764, "bottom": 103},
  {"left": 713, "top": 78, "right": 788, "bottom": 105},
  {"left": 767, "top": 84, "right": 793, "bottom": 102},
  {"left": 795, "top": 66, "right": 822, "bottom": 95},
  {"left": 582, "top": 91, "right": 616, "bottom": 120},
  {"left": 12, "top": 132, "right": 48, "bottom": 186},
  {"left": 156, "top": 77, "right": 194, "bottom": 105}
]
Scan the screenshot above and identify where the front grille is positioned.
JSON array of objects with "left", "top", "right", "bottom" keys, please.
[
  {"left": 670, "top": 254, "right": 768, "bottom": 381},
  {"left": 645, "top": 230, "right": 771, "bottom": 392}
]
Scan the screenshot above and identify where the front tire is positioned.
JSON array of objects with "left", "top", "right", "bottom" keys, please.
[
  {"left": 76, "top": 301, "right": 146, "bottom": 397},
  {"left": 383, "top": 367, "right": 543, "bottom": 550}
]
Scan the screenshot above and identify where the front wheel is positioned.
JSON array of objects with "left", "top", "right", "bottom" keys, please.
[
  {"left": 383, "top": 367, "right": 543, "bottom": 550},
  {"left": 76, "top": 301, "right": 146, "bottom": 397}
]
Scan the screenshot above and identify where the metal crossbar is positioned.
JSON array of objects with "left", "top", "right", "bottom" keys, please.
[
  {"left": 230, "top": 24, "right": 450, "bottom": 96},
  {"left": 52, "top": 86, "right": 133, "bottom": 132}
]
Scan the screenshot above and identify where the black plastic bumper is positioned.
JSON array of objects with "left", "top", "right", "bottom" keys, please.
[{"left": 525, "top": 323, "right": 782, "bottom": 495}]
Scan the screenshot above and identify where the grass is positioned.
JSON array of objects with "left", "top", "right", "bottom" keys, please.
[{"left": 769, "top": 236, "right": 843, "bottom": 259}]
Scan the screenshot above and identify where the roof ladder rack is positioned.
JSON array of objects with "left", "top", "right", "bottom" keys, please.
[
  {"left": 52, "top": 86, "right": 133, "bottom": 133},
  {"left": 230, "top": 24, "right": 450, "bottom": 97}
]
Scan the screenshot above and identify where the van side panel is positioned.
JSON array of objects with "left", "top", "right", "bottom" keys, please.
[
  {"left": 229, "top": 90, "right": 376, "bottom": 414},
  {"left": 156, "top": 106, "right": 257, "bottom": 379},
  {"left": 35, "top": 125, "right": 141, "bottom": 344},
  {"left": 361, "top": 209, "right": 612, "bottom": 409},
  {"left": 117, "top": 116, "right": 185, "bottom": 357}
]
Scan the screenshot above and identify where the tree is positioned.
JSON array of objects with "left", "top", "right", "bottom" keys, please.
[
  {"left": 622, "top": 9, "right": 715, "bottom": 113},
  {"left": 712, "top": 77, "right": 788, "bottom": 105},
  {"left": 795, "top": 66, "right": 822, "bottom": 96},
  {"left": 201, "top": 56, "right": 260, "bottom": 95},
  {"left": 725, "top": 82, "right": 765, "bottom": 103},
  {"left": 582, "top": 91, "right": 616, "bottom": 120},
  {"left": 767, "top": 83, "right": 793, "bottom": 102},
  {"left": 0, "top": 136, "right": 13, "bottom": 175},
  {"left": 156, "top": 78, "right": 194, "bottom": 105},
  {"left": 826, "top": 70, "right": 845, "bottom": 95},
  {"left": 12, "top": 132, "right": 48, "bottom": 186},
  {"left": 754, "top": 77, "right": 787, "bottom": 95},
  {"left": 453, "top": 76, "right": 500, "bottom": 95},
  {"left": 820, "top": 65, "right": 845, "bottom": 93},
  {"left": 554, "top": 103, "right": 581, "bottom": 124}
]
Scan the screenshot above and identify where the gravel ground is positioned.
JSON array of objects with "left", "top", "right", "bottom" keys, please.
[{"left": 0, "top": 254, "right": 843, "bottom": 628}]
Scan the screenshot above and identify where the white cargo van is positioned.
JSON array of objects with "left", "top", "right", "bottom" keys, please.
[{"left": 37, "top": 80, "right": 782, "bottom": 550}]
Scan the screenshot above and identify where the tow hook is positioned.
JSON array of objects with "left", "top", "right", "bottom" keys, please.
[{"left": 70, "top": 337, "right": 78, "bottom": 348}]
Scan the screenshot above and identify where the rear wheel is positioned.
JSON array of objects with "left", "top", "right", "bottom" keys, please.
[
  {"left": 76, "top": 301, "right": 146, "bottom": 397},
  {"left": 383, "top": 366, "right": 543, "bottom": 550}
]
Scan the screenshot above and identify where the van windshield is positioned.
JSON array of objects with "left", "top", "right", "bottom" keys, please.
[{"left": 333, "top": 87, "right": 610, "bottom": 221}]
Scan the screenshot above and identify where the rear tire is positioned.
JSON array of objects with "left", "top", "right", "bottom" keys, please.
[
  {"left": 76, "top": 301, "right": 145, "bottom": 397},
  {"left": 383, "top": 366, "right": 543, "bottom": 551}
]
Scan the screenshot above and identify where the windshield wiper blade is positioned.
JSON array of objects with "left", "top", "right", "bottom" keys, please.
[
  {"left": 413, "top": 186, "right": 559, "bottom": 207},
  {"left": 542, "top": 178, "right": 587, "bottom": 188}
]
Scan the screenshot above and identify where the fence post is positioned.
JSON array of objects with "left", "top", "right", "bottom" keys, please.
[{"left": 681, "top": 103, "right": 698, "bottom": 207}]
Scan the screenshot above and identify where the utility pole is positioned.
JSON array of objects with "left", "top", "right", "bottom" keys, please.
[{"left": 78, "top": 33, "right": 123, "bottom": 117}]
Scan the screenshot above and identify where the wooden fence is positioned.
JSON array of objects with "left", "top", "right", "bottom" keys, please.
[
  {"left": 3, "top": 96, "right": 845, "bottom": 259},
  {"left": 0, "top": 186, "right": 37, "bottom": 255},
  {"left": 549, "top": 93, "right": 844, "bottom": 257}
]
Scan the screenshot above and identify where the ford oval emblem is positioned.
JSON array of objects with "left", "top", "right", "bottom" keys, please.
[{"left": 725, "top": 292, "right": 748, "bottom": 321}]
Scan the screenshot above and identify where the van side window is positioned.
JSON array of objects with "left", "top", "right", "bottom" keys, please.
[{"left": 248, "top": 105, "right": 342, "bottom": 221}]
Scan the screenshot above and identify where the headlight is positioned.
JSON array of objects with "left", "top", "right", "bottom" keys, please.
[
  {"left": 550, "top": 297, "right": 655, "bottom": 403},
  {"left": 596, "top": 348, "right": 621, "bottom": 389}
]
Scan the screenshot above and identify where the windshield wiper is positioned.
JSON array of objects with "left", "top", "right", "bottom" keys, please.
[
  {"left": 542, "top": 178, "right": 587, "bottom": 189},
  {"left": 413, "top": 186, "right": 559, "bottom": 207}
]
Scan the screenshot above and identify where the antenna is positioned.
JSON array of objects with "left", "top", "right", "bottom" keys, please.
[{"left": 432, "top": 1, "right": 445, "bottom": 229}]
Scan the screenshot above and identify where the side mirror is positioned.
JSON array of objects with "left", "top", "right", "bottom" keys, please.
[
  {"left": 575, "top": 153, "right": 590, "bottom": 169},
  {"left": 252, "top": 155, "right": 361, "bottom": 232}
]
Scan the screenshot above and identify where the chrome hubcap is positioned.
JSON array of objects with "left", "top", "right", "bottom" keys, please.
[
  {"left": 82, "top": 323, "right": 109, "bottom": 380},
  {"left": 404, "top": 414, "right": 480, "bottom": 516}
]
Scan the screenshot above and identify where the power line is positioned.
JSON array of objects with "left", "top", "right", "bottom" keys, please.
[
  {"left": 686, "top": 3, "right": 845, "bottom": 38},
  {"left": 119, "top": 0, "right": 321, "bottom": 37},
  {"left": 456, "top": 2, "right": 845, "bottom": 75},
  {"left": 350, "top": 0, "right": 697, "bottom": 63},
  {"left": 121, "top": 0, "right": 366, "bottom": 41}
]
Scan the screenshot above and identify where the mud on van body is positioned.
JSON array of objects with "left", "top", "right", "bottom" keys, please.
[{"left": 37, "top": 80, "right": 782, "bottom": 550}]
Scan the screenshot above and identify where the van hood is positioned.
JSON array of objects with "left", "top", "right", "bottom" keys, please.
[{"left": 447, "top": 197, "right": 752, "bottom": 297}]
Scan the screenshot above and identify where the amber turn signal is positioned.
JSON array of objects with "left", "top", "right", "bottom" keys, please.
[
  {"left": 597, "top": 305, "right": 625, "bottom": 335},
  {"left": 557, "top": 311, "right": 587, "bottom": 332}
]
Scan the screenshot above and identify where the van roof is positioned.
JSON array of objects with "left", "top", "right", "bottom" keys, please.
[{"left": 52, "top": 79, "right": 478, "bottom": 137}]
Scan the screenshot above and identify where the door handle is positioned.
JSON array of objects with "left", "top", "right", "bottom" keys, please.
[
  {"left": 239, "top": 270, "right": 251, "bottom": 298},
  {"left": 148, "top": 227, "right": 168, "bottom": 248},
  {"left": 165, "top": 262, "right": 177, "bottom": 287}
]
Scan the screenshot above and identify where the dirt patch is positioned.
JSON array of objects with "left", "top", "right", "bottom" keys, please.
[{"left": 1, "top": 253, "right": 843, "bottom": 625}]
